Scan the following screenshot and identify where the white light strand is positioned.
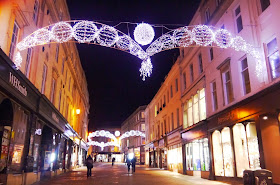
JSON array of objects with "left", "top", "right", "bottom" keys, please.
[
  {"left": 51, "top": 22, "right": 73, "bottom": 43},
  {"left": 87, "top": 141, "right": 120, "bottom": 151},
  {"left": 192, "top": 25, "right": 214, "bottom": 46},
  {"left": 119, "top": 130, "right": 146, "bottom": 140},
  {"left": 73, "top": 21, "right": 98, "bottom": 43},
  {"left": 14, "top": 52, "right": 22, "bottom": 69},
  {"left": 96, "top": 25, "right": 118, "bottom": 47},
  {"left": 173, "top": 27, "right": 193, "bottom": 47},
  {"left": 134, "top": 23, "right": 155, "bottom": 46},
  {"left": 214, "top": 29, "right": 232, "bottom": 48},
  {"left": 139, "top": 58, "right": 153, "bottom": 81},
  {"left": 88, "top": 130, "right": 117, "bottom": 141}
]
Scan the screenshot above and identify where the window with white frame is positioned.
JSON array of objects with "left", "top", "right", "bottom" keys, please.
[
  {"left": 190, "top": 64, "right": 194, "bottom": 82},
  {"left": 32, "top": 0, "right": 39, "bottom": 23},
  {"left": 241, "top": 57, "right": 251, "bottom": 94},
  {"left": 9, "top": 21, "right": 19, "bottom": 60},
  {"left": 25, "top": 48, "right": 33, "bottom": 77},
  {"left": 183, "top": 72, "right": 187, "bottom": 90},
  {"left": 222, "top": 69, "right": 234, "bottom": 104},
  {"left": 267, "top": 38, "right": 280, "bottom": 79},
  {"left": 50, "top": 78, "right": 56, "bottom": 103},
  {"left": 198, "top": 53, "right": 203, "bottom": 73},
  {"left": 211, "top": 81, "right": 218, "bottom": 111},
  {"left": 41, "top": 64, "right": 47, "bottom": 94},
  {"left": 234, "top": 5, "right": 243, "bottom": 33},
  {"left": 205, "top": 8, "right": 210, "bottom": 22},
  {"left": 260, "top": 0, "right": 270, "bottom": 12}
]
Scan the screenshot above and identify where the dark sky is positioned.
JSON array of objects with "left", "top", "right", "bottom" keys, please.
[{"left": 66, "top": 0, "right": 201, "bottom": 131}]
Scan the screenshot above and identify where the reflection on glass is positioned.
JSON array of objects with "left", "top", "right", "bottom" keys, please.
[
  {"left": 212, "top": 130, "right": 224, "bottom": 176},
  {"left": 221, "top": 127, "right": 234, "bottom": 177},
  {"left": 186, "top": 143, "right": 193, "bottom": 170},
  {"left": 193, "top": 141, "right": 201, "bottom": 171},
  {"left": 246, "top": 122, "right": 261, "bottom": 170},
  {"left": 233, "top": 123, "right": 249, "bottom": 177}
]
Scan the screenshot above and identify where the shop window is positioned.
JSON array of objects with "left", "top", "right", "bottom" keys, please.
[
  {"left": 9, "top": 21, "right": 19, "bottom": 60},
  {"left": 221, "top": 127, "right": 234, "bottom": 177},
  {"left": 235, "top": 5, "right": 243, "bottom": 33},
  {"left": 212, "top": 130, "right": 224, "bottom": 176},
  {"left": 246, "top": 122, "right": 261, "bottom": 170},
  {"left": 25, "top": 48, "right": 33, "bottom": 78},
  {"left": 267, "top": 38, "right": 280, "bottom": 79},
  {"left": 260, "top": 0, "right": 270, "bottom": 12},
  {"left": 186, "top": 143, "right": 193, "bottom": 170},
  {"left": 241, "top": 57, "right": 251, "bottom": 94}
]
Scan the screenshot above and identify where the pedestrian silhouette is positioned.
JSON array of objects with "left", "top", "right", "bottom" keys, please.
[
  {"left": 86, "top": 155, "right": 93, "bottom": 178},
  {"left": 131, "top": 157, "right": 136, "bottom": 173},
  {"left": 126, "top": 158, "right": 131, "bottom": 173},
  {"left": 112, "top": 157, "right": 115, "bottom": 166}
]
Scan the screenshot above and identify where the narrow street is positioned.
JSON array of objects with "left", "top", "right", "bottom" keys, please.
[{"left": 33, "top": 163, "right": 234, "bottom": 185}]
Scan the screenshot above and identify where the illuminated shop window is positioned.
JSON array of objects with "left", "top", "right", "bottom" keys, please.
[
  {"left": 246, "top": 123, "right": 260, "bottom": 169},
  {"left": 221, "top": 127, "right": 234, "bottom": 177},
  {"left": 193, "top": 94, "right": 199, "bottom": 124},
  {"left": 183, "top": 102, "right": 188, "bottom": 129},
  {"left": 212, "top": 130, "right": 224, "bottom": 176}
]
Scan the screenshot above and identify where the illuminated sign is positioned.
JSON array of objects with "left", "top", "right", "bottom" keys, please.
[{"left": 9, "top": 72, "right": 27, "bottom": 96}]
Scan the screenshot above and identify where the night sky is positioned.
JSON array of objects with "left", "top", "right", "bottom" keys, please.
[{"left": 66, "top": 0, "right": 201, "bottom": 131}]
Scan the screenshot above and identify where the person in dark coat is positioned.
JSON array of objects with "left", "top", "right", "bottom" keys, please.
[
  {"left": 131, "top": 157, "right": 136, "bottom": 173},
  {"left": 112, "top": 157, "right": 115, "bottom": 166},
  {"left": 86, "top": 155, "right": 93, "bottom": 178},
  {"left": 126, "top": 158, "right": 131, "bottom": 173}
]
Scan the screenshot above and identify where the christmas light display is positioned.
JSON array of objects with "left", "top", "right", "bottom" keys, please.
[
  {"left": 88, "top": 130, "right": 117, "bottom": 141},
  {"left": 88, "top": 141, "right": 120, "bottom": 151},
  {"left": 119, "top": 130, "right": 145, "bottom": 140},
  {"left": 134, "top": 23, "right": 155, "bottom": 46},
  {"left": 16, "top": 21, "right": 263, "bottom": 81}
]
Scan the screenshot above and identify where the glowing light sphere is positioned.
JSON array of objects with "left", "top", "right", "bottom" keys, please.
[
  {"left": 35, "top": 28, "right": 51, "bottom": 45},
  {"left": 159, "top": 34, "right": 175, "bottom": 50},
  {"left": 115, "top": 131, "right": 120, "bottom": 137},
  {"left": 139, "top": 58, "right": 153, "bottom": 81},
  {"left": 96, "top": 25, "right": 118, "bottom": 47},
  {"left": 134, "top": 23, "right": 155, "bottom": 46},
  {"left": 192, "top": 25, "right": 214, "bottom": 46},
  {"left": 214, "top": 29, "right": 232, "bottom": 48},
  {"left": 73, "top": 21, "right": 98, "bottom": 43},
  {"left": 116, "top": 36, "right": 131, "bottom": 50},
  {"left": 231, "top": 36, "right": 246, "bottom": 51},
  {"left": 51, "top": 22, "right": 73, "bottom": 43},
  {"left": 173, "top": 27, "right": 193, "bottom": 47}
]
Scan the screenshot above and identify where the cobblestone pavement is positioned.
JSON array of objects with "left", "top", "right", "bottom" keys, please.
[{"left": 33, "top": 163, "right": 236, "bottom": 185}]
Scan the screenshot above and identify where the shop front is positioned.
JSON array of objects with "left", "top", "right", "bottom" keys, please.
[
  {"left": 167, "top": 130, "right": 183, "bottom": 173},
  {"left": 181, "top": 122, "right": 210, "bottom": 179},
  {"left": 208, "top": 82, "right": 280, "bottom": 184},
  {"left": 158, "top": 137, "right": 167, "bottom": 169}
]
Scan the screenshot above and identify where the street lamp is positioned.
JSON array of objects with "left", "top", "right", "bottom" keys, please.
[{"left": 76, "top": 109, "right": 81, "bottom": 115}]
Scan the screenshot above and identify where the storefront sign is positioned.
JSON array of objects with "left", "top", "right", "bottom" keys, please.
[
  {"left": 218, "top": 112, "right": 235, "bottom": 124},
  {"left": 9, "top": 72, "right": 27, "bottom": 96},
  {"left": 52, "top": 112, "right": 59, "bottom": 123},
  {"left": 167, "top": 131, "right": 181, "bottom": 146},
  {"left": 181, "top": 123, "right": 207, "bottom": 142}
]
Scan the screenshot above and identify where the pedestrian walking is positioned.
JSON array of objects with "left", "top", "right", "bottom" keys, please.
[
  {"left": 131, "top": 157, "right": 136, "bottom": 173},
  {"left": 126, "top": 158, "right": 131, "bottom": 173},
  {"left": 86, "top": 155, "right": 93, "bottom": 178},
  {"left": 112, "top": 157, "right": 115, "bottom": 166}
]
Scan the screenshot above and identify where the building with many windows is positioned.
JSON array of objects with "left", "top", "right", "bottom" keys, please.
[
  {"left": 0, "top": 0, "right": 89, "bottom": 184},
  {"left": 121, "top": 106, "right": 146, "bottom": 164},
  {"left": 145, "top": 0, "right": 280, "bottom": 184}
]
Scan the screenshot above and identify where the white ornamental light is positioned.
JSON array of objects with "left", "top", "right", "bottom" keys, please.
[
  {"left": 51, "top": 22, "right": 73, "bottom": 43},
  {"left": 192, "top": 25, "right": 214, "bottom": 46},
  {"left": 134, "top": 23, "right": 155, "bottom": 46},
  {"left": 73, "top": 21, "right": 98, "bottom": 43}
]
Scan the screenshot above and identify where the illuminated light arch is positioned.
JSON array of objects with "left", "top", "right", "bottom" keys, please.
[
  {"left": 15, "top": 22, "right": 263, "bottom": 81},
  {"left": 119, "top": 130, "right": 145, "bottom": 140},
  {"left": 146, "top": 25, "right": 263, "bottom": 81}
]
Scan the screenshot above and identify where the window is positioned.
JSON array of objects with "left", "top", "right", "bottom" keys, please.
[
  {"left": 183, "top": 72, "right": 187, "bottom": 90},
  {"left": 50, "top": 78, "right": 56, "bottom": 103},
  {"left": 187, "top": 99, "right": 193, "bottom": 127},
  {"left": 216, "top": 0, "right": 223, "bottom": 6},
  {"left": 211, "top": 81, "right": 218, "bottom": 111},
  {"left": 171, "top": 113, "right": 174, "bottom": 130},
  {"left": 235, "top": 5, "right": 243, "bottom": 33},
  {"left": 68, "top": 77, "right": 71, "bottom": 91},
  {"left": 198, "top": 54, "right": 203, "bottom": 73},
  {"left": 141, "top": 124, "right": 145, "bottom": 131},
  {"left": 41, "top": 64, "right": 47, "bottom": 94},
  {"left": 193, "top": 94, "right": 199, "bottom": 124},
  {"left": 190, "top": 64, "right": 194, "bottom": 82},
  {"left": 61, "top": 57, "right": 65, "bottom": 74},
  {"left": 222, "top": 69, "right": 234, "bottom": 104},
  {"left": 175, "top": 79, "right": 178, "bottom": 92},
  {"left": 55, "top": 44, "right": 59, "bottom": 62},
  {"left": 32, "top": 0, "right": 39, "bottom": 23},
  {"left": 9, "top": 21, "right": 19, "bottom": 60},
  {"left": 167, "top": 91, "right": 169, "bottom": 103},
  {"left": 183, "top": 103, "right": 188, "bottom": 129},
  {"left": 25, "top": 48, "right": 33, "bottom": 77},
  {"left": 155, "top": 105, "right": 157, "bottom": 117},
  {"left": 241, "top": 57, "right": 251, "bottom": 94},
  {"left": 199, "top": 88, "right": 206, "bottom": 120},
  {"left": 260, "top": 0, "right": 270, "bottom": 12},
  {"left": 58, "top": 90, "right": 62, "bottom": 111},
  {"left": 205, "top": 8, "right": 210, "bottom": 22},
  {"left": 141, "top": 112, "right": 145, "bottom": 118},
  {"left": 164, "top": 119, "right": 167, "bottom": 134},
  {"left": 170, "top": 85, "right": 173, "bottom": 98},
  {"left": 267, "top": 38, "right": 280, "bottom": 79},
  {"left": 176, "top": 108, "right": 180, "bottom": 127},
  {"left": 164, "top": 95, "right": 166, "bottom": 106},
  {"left": 210, "top": 48, "right": 214, "bottom": 61}
]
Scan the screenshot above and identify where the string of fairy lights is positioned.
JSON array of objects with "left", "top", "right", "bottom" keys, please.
[
  {"left": 15, "top": 20, "right": 263, "bottom": 81},
  {"left": 87, "top": 130, "right": 145, "bottom": 150}
]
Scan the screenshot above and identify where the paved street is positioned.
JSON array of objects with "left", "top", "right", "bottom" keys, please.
[{"left": 33, "top": 163, "right": 237, "bottom": 185}]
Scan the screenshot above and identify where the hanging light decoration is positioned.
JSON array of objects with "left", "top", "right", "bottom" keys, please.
[
  {"left": 116, "top": 36, "right": 131, "bottom": 50},
  {"left": 159, "top": 34, "right": 176, "bottom": 50},
  {"left": 192, "top": 25, "right": 214, "bottom": 46},
  {"left": 134, "top": 23, "right": 155, "bottom": 46},
  {"left": 51, "top": 22, "right": 73, "bottom": 43},
  {"left": 35, "top": 28, "right": 51, "bottom": 45},
  {"left": 119, "top": 130, "right": 146, "bottom": 140},
  {"left": 139, "top": 57, "right": 153, "bottom": 81},
  {"left": 14, "top": 52, "right": 22, "bottom": 69},
  {"left": 214, "top": 29, "right": 232, "bottom": 48},
  {"left": 73, "top": 21, "right": 98, "bottom": 43},
  {"left": 96, "top": 25, "right": 118, "bottom": 47},
  {"left": 173, "top": 27, "right": 194, "bottom": 47},
  {"left": 231, "top": 36, "right": 246, "bottom": 51}
]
